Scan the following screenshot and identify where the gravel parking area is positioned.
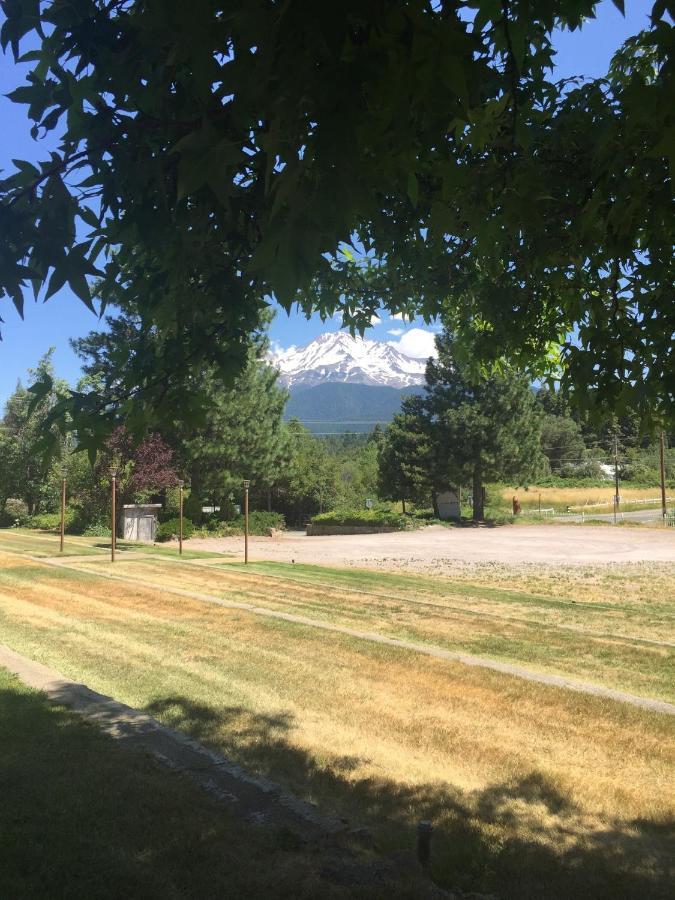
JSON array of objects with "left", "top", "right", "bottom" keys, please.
[{"left": 187, "top": 523, "right": 675, "bottom": 571}]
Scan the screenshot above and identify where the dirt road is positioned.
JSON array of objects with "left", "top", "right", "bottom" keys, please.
[{"left": 187, "top": 523, "right": 675, "bottom": 570}]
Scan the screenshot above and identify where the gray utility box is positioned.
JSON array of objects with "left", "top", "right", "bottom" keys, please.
[{"left": 122, "top": 504, "right": 162, "bottom": 542}]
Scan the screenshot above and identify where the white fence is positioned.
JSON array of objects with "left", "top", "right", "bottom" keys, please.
[{"left": 566, "top": 496, "right": 674, "bottom": 511}]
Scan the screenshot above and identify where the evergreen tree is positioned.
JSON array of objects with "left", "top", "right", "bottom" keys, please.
[
  {"left": 72, "top": 312, "right": 290, "bottom": 519},
  {"left": 377, "top": 396, "right": 432, "bottom": 513},
  {"left": 423, "top": 332, "right": 544, "bottom": 520},
  {"left": 0, "top": 352, "right": 69, "bottom": 515}
]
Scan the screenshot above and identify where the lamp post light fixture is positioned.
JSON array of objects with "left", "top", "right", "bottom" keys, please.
[
  {"left": 178, "top": 479, "right": 185, "bottom": 555},
  {"left": 243, "top": 480, "right": 250, "bottom": 564},
  {"left": 110, "top": 469, "right": 118, "bottom": 563}
]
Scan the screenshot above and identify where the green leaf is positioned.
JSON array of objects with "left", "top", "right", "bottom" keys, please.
[{"left": 407, "top": 172, "right": 419, "bottom": 207}]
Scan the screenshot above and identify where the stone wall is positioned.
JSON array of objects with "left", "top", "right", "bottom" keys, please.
[{"left": 306, "top": 524, "right": 401, "bottom": 536}]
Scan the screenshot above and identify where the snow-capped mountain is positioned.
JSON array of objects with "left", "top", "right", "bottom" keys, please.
[{"left": 270, "top": 332, "right": 428, "bottom": 390}]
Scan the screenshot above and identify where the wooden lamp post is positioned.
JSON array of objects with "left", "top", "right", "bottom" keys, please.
[
  {"left": 59, "top": 469, "right": 67, "bottom": 553},
  {"left": 178, "top": 479, "right": 184, "bottom": 555},
  {"left": 110, "top": 469, "right": 117, "bottom": 563},
  {"left": 243, "top": 479, "right": 250, "bottom": 564}
]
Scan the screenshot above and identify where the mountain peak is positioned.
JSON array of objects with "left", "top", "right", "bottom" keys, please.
[{"left": 270, "top": 331, "right": 428, "bottom": 390}]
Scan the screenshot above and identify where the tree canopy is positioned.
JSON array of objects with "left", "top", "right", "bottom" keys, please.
[{"left": 0, "top": 0, "right": 673, "bottom": 444}]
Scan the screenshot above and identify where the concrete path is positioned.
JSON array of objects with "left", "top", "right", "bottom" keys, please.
[
  {"left": 0, "top": 643, "right": 343, "bottom": 837},
  {"left": 36, "top": 555, "right": 675, "bottom": 717}
]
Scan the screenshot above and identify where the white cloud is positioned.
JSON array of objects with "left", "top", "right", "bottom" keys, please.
[
  {"left": 269, "top": 340, "right": 294, "bottom": 360},
  {"left": 387, "top": 328, "right": 438, "bottom": 359},
  {"left": 370, "top": 314, "right": 382, "bottom": 326},
  {"left": 387, "top": 327, "right": 405, "bottom": 336}
]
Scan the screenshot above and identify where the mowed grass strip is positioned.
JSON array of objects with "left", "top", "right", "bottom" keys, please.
[
  {"left": 0, "top": 550, "right": 672, "bottom": 898},
  {"left": 0, "top": 529, "right": 105, "bottom": 557},
  {"left": 65, "top": 555, "right": 675, "bottom": 702},
  {"left": 0, "top": 667, "right": 386, "bottom": 899},
  {"left": 0, "top": 527, "right": 225, "bottom": 560}
]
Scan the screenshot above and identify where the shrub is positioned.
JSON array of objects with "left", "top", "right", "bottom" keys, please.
[
  {"left": 0, "top": 507, "right": 15, "bottom": 527},
  {"left": 621, "top": 463, "right": 660, "bottom": 485},
  {"left": 311, "top": 509, "right": 410, "bottom": 529},
  {"left": 83, "top": 523, "right": 112, "bottom": 537},
  {"left": 156, "top": 517, "right": 195, "bottom": 542},
  {"left": 20, "top": 506, "right": 88, "bottom": 534},
  {"left": 4, "top": 498, "right": 28, "bottom": 522},
  {"left": 244, "top": 511, "right": 285, "bottom": 534},
  {"left": 23, "top": 512, "right": 62, "bottom": 531}
]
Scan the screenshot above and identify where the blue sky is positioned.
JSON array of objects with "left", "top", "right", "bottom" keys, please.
[{"left": 0, "top": 1, "right": 653, "bottom": 404}]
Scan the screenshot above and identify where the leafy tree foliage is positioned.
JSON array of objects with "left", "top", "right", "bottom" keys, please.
[
  {"left": 0, "top": 0, "right": 672, "bottom": 446},
  {"left": 0, "top": 352, "right": 68, "bottom": 513},
  {"left": 273, "top": 420, "right": 340, "bottom": 525},
  {"left": 377, "top": 397, "right": 432, "bottom": 512},
  {"left": 536, "top": 388, "right": 587, "bottom": 472},
  {"left": 72, "top": 311, "right": 290, "bottom": 518},
  {"left": 423, "top": 332, "right": 544, "bottom": 518},
  {"left": 378, "top": 331, "right": 544, "bottom": 519},
  {"left": 98, "top": 426, "right": 178, "bottom": 508}
]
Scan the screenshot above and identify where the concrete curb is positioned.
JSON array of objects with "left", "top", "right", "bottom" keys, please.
[{"left": 0, "top": 643, "right": 344, "bottom": 837}]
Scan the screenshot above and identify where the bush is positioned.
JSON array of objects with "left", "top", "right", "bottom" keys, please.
[
  {"left": 83, "top": 523, "right": 112, "bottom": 537},
  {"left": 0, "top": 508, "right": 15, "bottom": 527},
  {"left": 3, "top": 498, "right": 28, "bottom": 522},
  {"left": 311, "top": 509, "right": 410, "bottom": 529},
  {"left": 156, "top": 517, "right": 195, "bottom": 542},
  {"left": 243, "top": 511, "right": 285, "bottom": 534},
  {"left": 621, "top": 463, "right": 661, "bottom": 485},
  {"left": 193, "top": 510, "right": 285, "bottom": 537},
  {"left": 22, "top": 512, "right": 63, "bottom": 531},
  {"left": 20, "top": 506, "right": 89, "bottom": 534}
]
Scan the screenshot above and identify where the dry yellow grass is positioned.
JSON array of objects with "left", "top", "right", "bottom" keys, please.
[
  {"left": 61, "top": 555, "right": 675, "bottom": 701},
  {"left": 502, "top": 485, "right": 671, "bottom": 510},
  {"left": 0, "top": 544, "right": 673, "bottom": 897}
]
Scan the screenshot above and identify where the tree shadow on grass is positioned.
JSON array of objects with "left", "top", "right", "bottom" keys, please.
[
  {"left": 145, "top": 694, "right": 675, "bottom": 900},
  {"left": 1, "top": 681, "right": 437, "bottom": 899}
]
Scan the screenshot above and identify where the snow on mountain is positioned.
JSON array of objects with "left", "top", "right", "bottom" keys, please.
[{"left": 270, "top": 332, "right": 428, "bottom": 390}]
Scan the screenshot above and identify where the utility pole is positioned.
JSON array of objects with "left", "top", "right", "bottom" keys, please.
[
  {"left": 660, "top": 431, "right": 667, "bottom": 524},
  {"left": 178, "top": 479, "right": 184, "bottom": 555},
  {"left": 243, "top": 479, "right": 250, "bottom": 564},
  {"left": 110, "top": 470, "right": 117, "bottom": 562},
  {"left": 613, "top": 435, "right": 620, "bottom": 525},
  {"left": 59, "top": 473, "right": 66, "bottom": 553}
]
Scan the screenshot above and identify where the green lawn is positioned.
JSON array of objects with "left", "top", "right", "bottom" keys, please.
[
  {"left": 83, "top": 556, "right": 675, "bottom": 703},
  {"left": 0, "top": 527, "right": 224, "bottom": 559},
  {"left": 0, "top": 666, "right": 427, "bottom": 899},
  {"left": 0, "top": 536, "right": 673, "bottom": 899}
]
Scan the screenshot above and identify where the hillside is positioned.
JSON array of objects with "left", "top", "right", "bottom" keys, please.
[{"left": 284, "top": 382, "right": 424, "bottom": 433}]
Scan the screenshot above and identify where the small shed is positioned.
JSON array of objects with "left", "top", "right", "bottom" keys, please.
[
  {"left": 122, "top": 504, "right": 162, "bottom": 542},
  {"left": 436, "top": 490, "right": 461, "bottom": 520}
]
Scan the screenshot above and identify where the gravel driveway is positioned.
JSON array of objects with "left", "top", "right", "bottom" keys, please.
[{"left": 187, "top": 523, "right": 675, "bottom": 569}]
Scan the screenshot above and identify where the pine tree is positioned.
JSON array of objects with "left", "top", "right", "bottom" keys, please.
[
  {"left": 72, "top": 312, "right": 290, "bottom": 519},
  {"left": 0, "top": 352, "right": 70, "bottom": 515},
  {"left": 377, "top": 396, "right": 432, "bottom": 513},
  {"left": 423, "top": 332, "right": 544, "bottom": 520}
]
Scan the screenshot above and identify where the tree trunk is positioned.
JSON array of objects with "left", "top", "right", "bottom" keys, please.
[
  {"left": 472, "top": 461, "right": 483, "bottom": 521},
  {"left": 432, "top": 493, "right": 440, "bottom": 518},
  {"left": 267, "top": 489, "right": 272, "bottom": 512},
  {"left": 402, "top": 498, "right": 407, "bottom": 515}
]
